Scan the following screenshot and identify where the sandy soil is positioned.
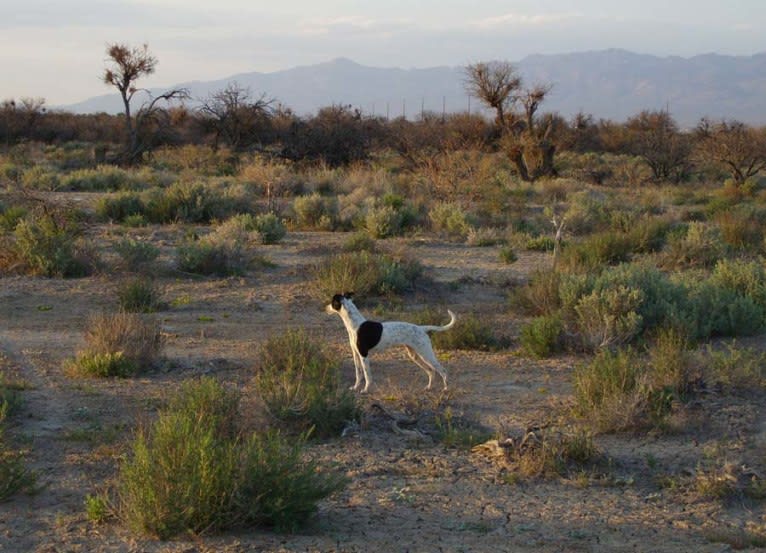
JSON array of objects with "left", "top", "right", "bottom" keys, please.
[{"left": 0, "top": 227, "right": 763, "bottom": 552}]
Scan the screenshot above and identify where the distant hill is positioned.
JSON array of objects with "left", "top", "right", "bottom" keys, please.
[{"left": 62, "top": 50, "right": 766, "bottom": 126}]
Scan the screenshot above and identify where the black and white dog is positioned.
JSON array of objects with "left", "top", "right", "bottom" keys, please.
[{"left": 326, "top": 293, "right": 456, "bottom": 393}]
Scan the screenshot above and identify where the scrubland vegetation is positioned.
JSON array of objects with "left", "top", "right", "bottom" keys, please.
[{"left": 2, "top": 48, "right": 766, "bottom": 551}]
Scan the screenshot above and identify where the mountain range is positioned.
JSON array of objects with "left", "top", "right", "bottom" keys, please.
[{"left": 62, "top": 49, "right": 766, "bottom": 127}]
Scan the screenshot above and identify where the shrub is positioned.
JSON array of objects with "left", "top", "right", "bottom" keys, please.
[
  {"left": 709, "top": 259, "right": 766, "bottom": 308},
  {"left": 96, "top": 192, "right": 143, "bottom": 222},
  {"left": 364, "top": 205, "right": 404, "bottom": 239},
  {"left": 176, "top": 220, "right": 260, "bottom": 276},
  {"left": 574, "top": 286, "right": 643, "bottom": 350},
  {"left": 705, "top": 342, "right": 766, "bottom": 391},
  {"left": 412, "top": 309, "right": 504, "bottom": 351},
  {"left": 67, "top": 312, "right": 162, "bottom": 377},
  {"left": 12, "top": 214, "right": 93, "bottom": 277},
  {"left": 0, "top": 382, "right": 36, "bottom": 501},
  {"left": 0, "top": 205, "right": 27, "bottom": 232},
  {"left": 524, "top": 235, "right": 555, "bottom": 252},
  {"left": 114, "top": 378, "right": 346, "bottom": 538},
  {"left": 429, "top": 202, "right": 474, "bottom": 239},
  {"left": 311, "top": 251, "right": 423, "bottom": 299},
  {"left": 499, "top": 246, "right": 518, "bottom": 264},
  {"left": 715, "top": 208, "right": 763, "bottom": 252},
  {"left": 466, "top": 227, "right": 504, "bottom": 247},
  {"left": 662, "top": 222, "right": 726, "bottom": 269},
  {"left": 21, "top": 166, "right": 60, "bottom": 190},
  {"left": 573, "top": 348, "right": 649, "bottom": 432},
  {"left": 60, "top": 165, "right": 143, "bottom": 191},
  {"left": 113, "top": 237, "right": 160, "bottom": 269},
  {"left": 647, "top": 327, "right": 694, "bottom": 399},
  {"left": 117, "top": 277, "right": 162, "bottom": 313},
  {"left": 560, "top": 231, "right": 633, "bottom": 272},
  {"left": 510, "top": 270, "right": 561, "bottom": 316},
  {"left": 252, "top": 212, "right": 287, "bottom": 244},
  {"left": 293, "top": 193, "right": 338, "bottom": 230},
  {"left": 507, "top": 426, "right": 599, "bottom": 479},
  {"left": 520, "top": 315, "right": 564, "bottom": 358},
  {"left": 683, "top": 280, "right": 765, "bottom": 338},
  {"left": 255, "top": 329, "right": 358, "bottom": 437},
  {"left": 343, "top": 232, "right": 377, "bottom": 253},
  {"left": 236, "top": 430, "right": 348, "bottom": 531}
]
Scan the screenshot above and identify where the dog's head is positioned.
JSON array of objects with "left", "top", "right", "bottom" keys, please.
[{"left": 326, "top": 292, "right": 354, "bottom": 314}]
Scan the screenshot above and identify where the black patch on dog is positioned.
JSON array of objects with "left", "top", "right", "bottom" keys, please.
[
  {"left": 331, "top": 294, "right": 344, "bottom": 311},
  {"left": 356, "top": 321, "right": 383, "bottom": 357}
]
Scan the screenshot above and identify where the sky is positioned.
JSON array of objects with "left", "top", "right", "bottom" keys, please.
[{"left": 2, "top": 0, "right": 765, "bottom": 106}]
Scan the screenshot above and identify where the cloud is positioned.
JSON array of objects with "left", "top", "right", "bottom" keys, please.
[{"left": 472, "top": 12, "right": 583, "bottom": 28}]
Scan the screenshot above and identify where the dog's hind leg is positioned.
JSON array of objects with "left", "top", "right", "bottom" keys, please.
[
  {"left": 404, "top": 346, "right": 435, "bottom": 390},
  {"left": 414, "top": 343, "right": 448, "bottom": 390},
  {"left": 360, "top": 356, "right": 373, "bottom": 393}
]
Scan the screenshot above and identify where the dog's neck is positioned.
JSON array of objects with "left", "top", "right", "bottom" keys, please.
[{"left": 338, "top": 299, "right": 367, "bottom": 332}]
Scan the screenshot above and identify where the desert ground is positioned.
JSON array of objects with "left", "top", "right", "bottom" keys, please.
[{"left": 1, "top": 214, "right": 764, "bottom": 553}]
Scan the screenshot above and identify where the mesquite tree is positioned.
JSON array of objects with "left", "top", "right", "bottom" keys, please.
[{"left": 103, "top": 43, "right": 188, "bottom": 163}]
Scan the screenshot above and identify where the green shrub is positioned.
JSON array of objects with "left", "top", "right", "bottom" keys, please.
[
  {"left": 499, "top": 246, "right": 518, "bottom": 264},
  {"left": 364, "top": 205, "right": 404, "bottom": 238},
  {"left": 520, "top": 315, "right": 564, "bottom": 358},
  {"left": 176, "top": 220, "right": 259, "bottom": 276},
  {"left": 117, "top": 277, "right": 162, "bottom": 313},
  {"left": 311, "top": 251, "right": 423, "bottom": 299},
  {"left": 0, "top": 205, "right": 27, "bottom": 232},
  {"left": 237, "top": 430, "right": 348, "bottom": 531},
  {"left": 525, "top": 235, "right": 555, "bottom": 252},
  {"left": 510, "top": 270, "right": 561, "bottom": 316},
  {"left": 662, "top": 222, "right": 726, "bottom": 269},
  {"left": 560, "top": 231, "right": 633, "bottom": 272},
  {"left": 573, "top": 348, "right": 649, "bottom": 432},
  {"left": 252, "top": 212, "right": 287, "bottom": 244},
  {"left": 705, "top": 342, "right": 766, "bottom": 390},
  {"left": 293, "top": 193, "right": 338, "bottom": 230},
  {"left": 114, "top": 378, "right": 345, "bottom": 538},
  {"left": 683, "top": 280, "right": 765, "bottom": 338},
  {"left": 647, "top": 327, "right": 694, "bottom": 399},
  {"left": 60, "top": 165, "right": 143, "bottom": 191},
  {"left": 255, "top": 329, "right": 358, "bottom": 437},
  {"left": 414, "top": 309, "right": 503, "bottom": 351},
  {"left": 715, "top": 208, "right": 763, "bottom": 252},
  {"left": 12, "top": 215, "right": 92, "bottom": 277},
  {"left": 96, "top": 192, "right": 143, "bottom": 222},
  {"left": 114, "top": 237, "right": 160, "bottom": 268},
  {"left": 709, "top": 259, "right": 766, "bottom": 308},
  {"left": 123, "top": 214, "right": 148, "bottom": 227},
  {"left": 574, "top": 286, "right": 643, "bottom": 350},
  {"left": 21, "top": 166, "right": 60, "bottom": 190},
  {"left": 429, "top": 202, "right": 474, "bottom": 239},
  {"left": 67, "top": 312, "right": 162, "bottom": 377},
  {"left": 343, "top": 232, "right": 377, "bottom": 252}
]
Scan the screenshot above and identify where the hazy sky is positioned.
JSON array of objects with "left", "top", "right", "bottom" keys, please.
[{"left": 2, "top": 0, "right": 765, "bottom": 105}]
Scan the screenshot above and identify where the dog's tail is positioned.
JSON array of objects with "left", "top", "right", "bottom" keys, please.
[{"left": 421, "top": 310, "right": 457, "bottom": 333}]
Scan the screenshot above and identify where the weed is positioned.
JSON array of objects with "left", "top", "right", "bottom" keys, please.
[
  {"left": 520, "top": 315, "right": 564, "bottom": 358},
  {"left": 117, "top": 277, "right": 162, "bottom": 313}
]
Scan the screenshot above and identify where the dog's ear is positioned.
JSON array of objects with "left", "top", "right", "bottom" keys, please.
[{"left": 344, "top": 291, "right": 355, "bottom": 299}]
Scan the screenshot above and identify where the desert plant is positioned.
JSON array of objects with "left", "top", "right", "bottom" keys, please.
[
  {"left": 429, "top": 202, "right": 474, "bottom": 239},
  {"left": 510, "top": 269, "right": 562, "bottom": 316},
  {"left": 113, "top": 237, "right": 160, "bottom": 269},
  {"left": 255, "top": 329, "right": 358, "bottom": 437},
  {"left": 647, "top": 327, "right": 694, "bottom": 400},
  {"left": 411, "top": 309, "right": 504, "bottom": 351},
  {"left": 12, "top": 214, "right": 93, "bottom": 277},
  {"left": 434, "top": 408, "right": 493, "bottom": 450},
  {"left": 96, "top": 192, "right": 144, "bottom": 222},
  {"left": 574, "top": 286, "right": 643, "bottom": 350},
  {"left": 507, "top": 426, "right": 599, "bottom": 479},
  {"left": 311, "top": 251, "right": 423, "bottom": 299},
  {"left": 252, "top": 212, "right": 287, "bottom": 244},
  {"left": 0, "top": 205, "right": 27, "bottom": 232},
  {"left": 520, "top": 314, "right": 564, "bottom": 358},
  {"left": 292, "top": 193, "right": 338, "bottom": 230},
  {"left": 662, "top": 222, "right": 726, "bottom": 269},
  {"left": 67, "top": 312, "right": 162, "bottom": 377},
  {"left": 499, "top": 246, "right": 518, "bottom": 264},
  {"left": 573, "top": 348, "right": 649, "bottom": 432},
  {"left": 705, "top": 342, "right": 766, "bottom": 390},
  {"left": 342, "top": 231, "right": 377, "bottom": 252},
  {"left": 117, "top": 277, "right": 162, "bottom": 313},
  {"left": 114, "top": 378, "right": 346, "bottom": 538}
]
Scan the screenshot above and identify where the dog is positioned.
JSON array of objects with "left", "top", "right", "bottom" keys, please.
[{"left": 325, "top": 292, "right": 456, "bottom": 393}]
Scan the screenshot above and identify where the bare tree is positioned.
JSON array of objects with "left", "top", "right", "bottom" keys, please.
[
  {"left": 465, "top": 61, "right": 558, "bottom": 182},
  {"left": 464, "top": 61, "right": 521, "bottom": 129},
  {"left": 627, "top": 110, "right": 692, "bottom": 183},
  {"left": 102, "top": 43, "right": 188, "bottom": 163},
  {"left": 695, "top": 119, "right": 766, "bottom": 184},
  {"left": 198, "top": 82, "right": 274, "bottom": 151}
]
